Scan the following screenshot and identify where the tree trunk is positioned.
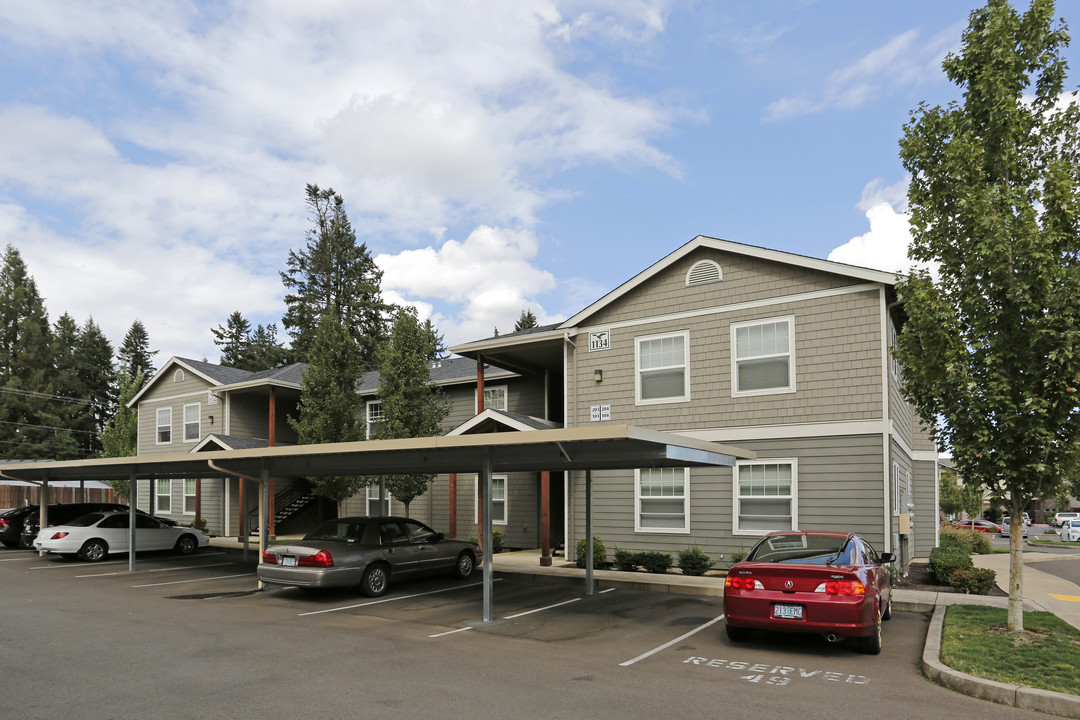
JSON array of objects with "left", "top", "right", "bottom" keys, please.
[{"left": 1007, "top": 496, "right": 1024, "bottom": 632}]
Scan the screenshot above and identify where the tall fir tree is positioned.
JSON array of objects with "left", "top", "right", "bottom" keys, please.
[
  {"left": 371, "top": 308, "right": 452, "bottom": 515},
  {"left": 894, "top": 0, "right": 1080, "bottom": 631},
  {"left": 118, "top": 319, "right": 157, "bottom": 386},
  {"left": 289, "top": 310, "right": 366, "bottom": 501},
  {"left": 514, "top": 308, "right": 539, "bottom": 332},
  {"left": 51, "top": 313, "right": 94, "bottom": 458},
  {"left": 77, "top": 317, "right": 116, "bottom": 456},
  {"left": 245, "top": 323, "right": 288, "bottom": 370},
  {"left": 101, "top": 365, "right": 143, "bottom": 498},
  {"left": 0, "top": 245, "right": 76, "bottom": 459},
  {"left": 280, "top": 184, "right": 391, "bottom": 368},
  {"left": 212, "top": 310, "right": 251, "bottom": 368}
]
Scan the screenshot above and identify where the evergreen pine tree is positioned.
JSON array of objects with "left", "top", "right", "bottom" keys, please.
[
  {"left": 212, "top": 310, "right": 251, "bottom": 368},
  {"left": 77, "top": 317, "right": 117, "bottom": 456},
  {"left": 281, "top": 184, "right": 391, "bottom": 367},
  {"left": 373, "top": 308, "right": 451, "bottom": 516},
  {"left": 118, "top": 319, "right": 157, "bottom": 386},
  {"left": 514, "top": 308, "right": 539, "bottom": 332},
  {"left": 289, "top": 311, "right": 366, "bottom": 501}
]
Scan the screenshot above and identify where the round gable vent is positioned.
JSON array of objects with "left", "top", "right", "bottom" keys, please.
[{"left": 685, "top": 259, "right": 723, "bottom": 287}]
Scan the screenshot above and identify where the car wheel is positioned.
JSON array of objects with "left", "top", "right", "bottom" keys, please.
[
  {"left": 174, "top": 534, "right": 198, "bottom": 555},
  {"left": 725, "top": 623, "right": 751, "bottom": 642},
  {"left": 882, "top": 595, "right": 893, "bottom": 621},
  {"left": 18, "top": 535, "right": 34, "bottom": 550},
  {"left": 360, "top": 563, "right": 390, "bottom": 597},
  {"left": 857, "top": 611, "right": 883, "bottom": 655},
  {"left": 79, "top": 539, "right": 108, "bottom": 562},
  {"left": 1, "top": 539, "right": 16, "bottom": 549},
  {"left": 453, "top": 550, "right": 476, "bottom": 579}
]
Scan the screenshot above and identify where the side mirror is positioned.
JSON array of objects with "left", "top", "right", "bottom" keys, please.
[
  {"left": 432, "top": 532, "right": 445, "bottom": 542},
  {"left": 880, "top": 552, "right": 896, "bottom": 564}
]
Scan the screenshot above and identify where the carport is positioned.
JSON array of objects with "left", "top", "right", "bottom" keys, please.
[{"left": 0, "top": 425, "right": 753, "bottom": 621}]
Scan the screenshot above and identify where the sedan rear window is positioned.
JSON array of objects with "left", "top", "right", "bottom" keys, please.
[
  {"left": 67, "top": 513, "right": 106, "bottom": 527},
  {"left": 304, "top": 520, "right": 366, "bottom": 542},
  {"left": 746, "top": 534, "right": 855, "bottom": 565}
]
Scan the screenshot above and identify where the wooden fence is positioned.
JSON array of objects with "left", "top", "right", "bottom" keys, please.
[{"left": 0, "top": 485, "right": 117, "bottom": 509}]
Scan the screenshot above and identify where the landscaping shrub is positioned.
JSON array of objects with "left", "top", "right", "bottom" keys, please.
[
  {"left": 613, "top": 548, "right": 640, "bottom": 571},
  {"left": 728, "top": 549, "right": 747, "bottom": 566},
  {"left": 928, "top": 544, "right": 973, "bottom": 585},
  {"left": 677, "top": 545, "right": 712, "bottom": 576},
  {"left": 949, "top": 568, "right": 997, "bottom": 595},
  {"left": 939, "top": 526, "right": 992, "bottom": 554},
  {"left": 468, "top": 528, "right": 504, "bottom": 553},
  {"left": 637, "top": 551, "right": 673, "bottom": 574},
  {"left": 576, "top": 535, "right": 607, "bottom": 568}
]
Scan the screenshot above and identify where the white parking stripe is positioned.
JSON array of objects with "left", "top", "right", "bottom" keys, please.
[
  {"left": 31, "top": 559, "right": 128, "bottom": 570},
  {"left": 619, "top": 614, "right": 726, "bottom": 667},
  {"left": 131, "top": 573, "right": 254, "bottom": 588},
  {"left": 298, "top": 578, "right": 499, "bottom": 616},
  {"left": 429, "top": 626, "right": 474, "bottom": 638},
  {"left": 502, "top": 597, "right": 581, "bottom": 619},
  {"left": 148, "top": 561, "right": 235, "bottom": 573}
]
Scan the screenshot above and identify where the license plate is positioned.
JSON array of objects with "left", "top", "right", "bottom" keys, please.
[
  {"left": 773, "top": 604, "right": 803, "bottom": 620},
  {"left": 281, "top": 555, "right": 297, "bottom": 568}
]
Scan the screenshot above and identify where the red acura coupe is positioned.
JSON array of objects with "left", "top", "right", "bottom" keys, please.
[{"left": 723, "top": 531, "right": 895, "bottom": 654}]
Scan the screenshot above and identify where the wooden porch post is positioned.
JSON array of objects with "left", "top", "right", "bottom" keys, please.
[{"left": 540, "top": 471, "right": 552, "bottom": 566}]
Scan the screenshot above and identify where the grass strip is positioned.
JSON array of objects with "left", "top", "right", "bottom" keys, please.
[
  {"left": 1029, "top": 537, "right": 1080, "bottom": 547},
  {"left": 940, "top": 605, "right": 1080, "bottom": 696}
]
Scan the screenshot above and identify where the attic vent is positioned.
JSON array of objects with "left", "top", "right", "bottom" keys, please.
[
  {"left": 686, "top": 260, "right": 723, "bottom": 287},
  {"left": 174, "top": 369, "right": 185, "bottom": 382}
]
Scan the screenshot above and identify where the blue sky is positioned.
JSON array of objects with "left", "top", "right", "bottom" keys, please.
[{"left": 1, "top": 1, "right": 1075, "bottom": 364}]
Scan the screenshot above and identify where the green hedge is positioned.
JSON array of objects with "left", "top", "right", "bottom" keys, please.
[
  {"left": 575, "top": 536, "right": 607, "bottom": 568},
  {"left": 950, "top": 568, "right": 998, "bottom": 595},
  {"left": 677, "top": 545, "right": 712, "bottom": 576},
  {"left": 929, "top": 544, "right": 973, "bottom": 585}
]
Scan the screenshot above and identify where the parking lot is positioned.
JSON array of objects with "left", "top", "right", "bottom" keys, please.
[{"left": 0, "top": 545, "right": 1051, "bottom": 720}]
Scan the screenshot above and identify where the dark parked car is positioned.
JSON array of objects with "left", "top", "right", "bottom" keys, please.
[
  {"left": 19, "top": 503, "right": 175, "bottom": 549},
  {"left": 0, "top": 505, "right": 38, "bottom": 548},
  {"left": 723, "top": 531, "right": 895, "bottom": 655},
  {"left": 258, "top": 516, "right": 481, "bottom": 597}
]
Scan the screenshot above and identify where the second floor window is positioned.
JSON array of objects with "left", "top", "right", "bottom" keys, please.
[
  {"left": 183, "top": 403, "right": 200, "bottom": 442},
  {"left": 156, "top": 408, "right": 172, "bottom": 444},
  {"left": 636, "top": 332, "right": 690, "bottom": 404},
  {"left": 732, "top": 316, "right": 795, "bottom": 395},
  {"left": 475, "top": 385, "right": 508, "bottom": 412},
  {"left": 366, "top": 401, "right": 383, "bottom": 439}
]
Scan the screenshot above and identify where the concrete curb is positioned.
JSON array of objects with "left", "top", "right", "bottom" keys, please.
[{"left": 922, "top": 605, "right": 1080, "bottom": 718}]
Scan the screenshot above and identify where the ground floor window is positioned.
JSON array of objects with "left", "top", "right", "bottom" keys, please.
[
  {"left": 367, "top": 482, "right": 391, "bottom": 516},
  {"left": 156, "top": 478, "right": 172, "bottom": 514},
  {"left": 636, "top": 467, "right": 689, "bottom": 533},
  {"left": 473, "top": 475, "right": 507, "bottom": 524},
  {"left": 734, "top": 460, "right": 796, "bottom": 534},
  {"left": 184, "top": 478, "right": 196, "bottom": 515}
]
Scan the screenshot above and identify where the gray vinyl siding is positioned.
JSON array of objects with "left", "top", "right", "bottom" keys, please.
[
  {"left": 566, "top": 434, "right": 887, "bottom": 565},
  {"left": 911, "top": 459, "right": 938, "bottom": 557},
  {"left": 570, "top": 290, "right": 884, "bottom": 431}
]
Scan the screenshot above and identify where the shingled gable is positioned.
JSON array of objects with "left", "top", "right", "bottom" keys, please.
[
  {"left": 448, "top": 408, "right": 561, "bottom": 436},
  {"left": 559, "top": 235, "right": 901, "bottom": 329},
  {"left": 127, "top": 357, "right": 304, "bottom": 408}
]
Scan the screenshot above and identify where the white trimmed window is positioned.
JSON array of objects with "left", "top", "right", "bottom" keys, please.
[
  {"left": 476, "top": 385, "right": 508, "bottom": 412},
  {"left": 183, "top": 403, "right": 200, "bottom": 442},
  {"left": 731, "top": 316, "right": 795, "bottom": 396},
  {"left": 184, "top": 479, "right": 197, "bottom": 515},
  {"left": 636, "top": 331, "right": 690, "bottom": 404},
  {"left": 156, "top": 478, "right": 172, "bottom": 514},
  {"left": 734, "top": 460, "right": 797, "bottom": 535},
  {"left": 367, "top": 482, "right": 391, "bottom": 516},
  {"left": 156, "top": 408, "right": 172, "bottom": 445},
  {"left": 366, "top": 401, "right": 383, "bottom": 439},
  {"left": 636, "top": 467, "right": 690, "bottom": 533},
  {"left": 473, "top": 475, "right": 508, "bottom": 525}
]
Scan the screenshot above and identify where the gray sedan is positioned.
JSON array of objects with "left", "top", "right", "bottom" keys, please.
[{"left": 258, "top": 516, "right": 480, "bottom": 597}]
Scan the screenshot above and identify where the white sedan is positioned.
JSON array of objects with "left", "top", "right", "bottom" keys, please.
[
  {"left": 1061, "top": 519, "right": 1080, "bottom": 543},
  {"left": 35, "top": 511, "right": 209, "bottom": 561}
]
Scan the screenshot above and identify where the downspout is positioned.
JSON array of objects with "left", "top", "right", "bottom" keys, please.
[
  {"left": 563, "top": 331, "right": 575, "bottom": 558},
  {"left": 882, "top": 294, "right": 903, "bottom": 553}
]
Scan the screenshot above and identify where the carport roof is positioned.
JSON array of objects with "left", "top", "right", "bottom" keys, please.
[{"left": 0, "top": 425, "right": 754, "bottom": 483}]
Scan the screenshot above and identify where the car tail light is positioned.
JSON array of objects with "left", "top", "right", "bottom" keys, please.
[
  {"left": 299, "top": 550, "right": 333, "bottom": 568},
  {"left": 261, "top": 551, "right": 277, "bottom": 564},
  {"left": 50, "top": 532, "right": 69, "bottom": 540},
  {"left": 725, "top": 576, "right": 764, "bottom": 591},
  {"left": 814, "top": 580, "right": 867, "bottom": 595},
  {"left": 0, "top": 518, "right": 9, "bottom": 528}
]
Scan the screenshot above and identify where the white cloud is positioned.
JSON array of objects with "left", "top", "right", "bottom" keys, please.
[
  {"left": 766, "top": 23, "right": 961, "bottom": 120},
  {"left": 0, "top": 2, "right": 679, "bottom": 363},
  {"left": 376, "top": 226, "right": 560, "bottom": 344},
  {"left": 829, "top": 177, "right": 936, "bottom": 277}
]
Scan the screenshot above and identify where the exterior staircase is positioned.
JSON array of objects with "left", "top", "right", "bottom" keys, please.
[{"left": 248, "top": 481, "right": 318, "bottom": 535}]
